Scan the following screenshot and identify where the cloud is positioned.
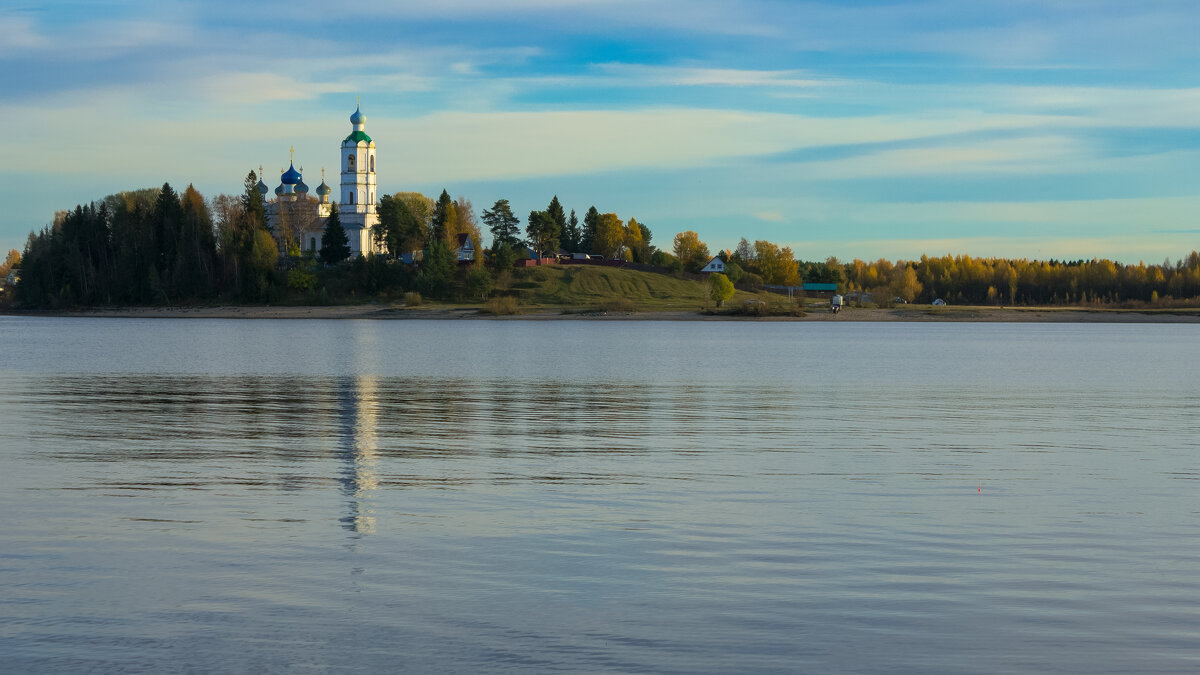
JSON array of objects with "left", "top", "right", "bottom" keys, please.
[{"left": 591, "top": 64, "right": 829, "bottom": 89}]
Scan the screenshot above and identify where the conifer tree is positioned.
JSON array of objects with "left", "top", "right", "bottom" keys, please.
[
  {"left": 242, "top": 171, "right": 268, "bottom": 233},
  {"left": 546, "top": 196, "right": 567, "bottom": 250},
  {"left": 482, "top": 198, "right": 522, "bottom": 250},
  {"left": 319, "top": 205, "right": 351, "bottom": 265},
  {"left": 562, "top": 209, "right": 581, "bottom": 252},
  {"left": 581, "top": 206, "right": 600, "bottom": 254},
  {"left": 431, "top": 189, "right": 453, "bottom": 243}
]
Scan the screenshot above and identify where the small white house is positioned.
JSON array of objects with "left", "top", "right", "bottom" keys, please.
[{"left": 700, "top": 256, "right": 726, "bottom": 273}]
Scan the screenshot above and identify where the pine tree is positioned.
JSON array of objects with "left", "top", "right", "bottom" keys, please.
[
  {"left": 562, "top": 209, "right": 581, "bottom": 252},
  {"left": 482, "top": 198, "right": 522, "bottom": 250},
  {"left": 546, "top": 196, "right": 567, "bottom": 253},
  {"left": 431, "top": 189, "right": 453, "bottom": 243},
  {"left": 582, "top": 206, "right": 600, "bottom": 254},
  {"left": 319, "top": 205, "right": 351, "bottom": 265},
  {"left": 242, "top": 171, "right": 268, "bottom": 233}
]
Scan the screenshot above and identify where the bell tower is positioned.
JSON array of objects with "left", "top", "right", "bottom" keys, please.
[
  {"left": 337, "top": 100, "right": 381, "bottom": 256},
  {"left": 340, "top": 102, "right": 376, "bottom": 216}
]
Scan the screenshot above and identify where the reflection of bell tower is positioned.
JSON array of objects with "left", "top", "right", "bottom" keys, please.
[{"left": 336, "top": 375, "right": 379, "bottom": 535}]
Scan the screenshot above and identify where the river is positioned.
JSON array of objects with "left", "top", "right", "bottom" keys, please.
[{"left": 1, "top": 317, "right": 1197, "bottom": 673}]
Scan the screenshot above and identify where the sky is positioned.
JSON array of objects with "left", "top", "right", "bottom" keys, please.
[{"left": 2, "top": 0, "right": 1199, "bottom": 263}]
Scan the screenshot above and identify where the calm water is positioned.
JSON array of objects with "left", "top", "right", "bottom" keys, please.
[{"left": 1, "top": 316, "right": 1198, "bottom": 673}]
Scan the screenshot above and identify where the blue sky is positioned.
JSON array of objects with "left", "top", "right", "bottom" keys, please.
[{"left": 2, "top": 0, "right": 1199, "bottom": 262}]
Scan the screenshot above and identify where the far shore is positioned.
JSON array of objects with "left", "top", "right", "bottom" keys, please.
[{"left": 5, "top": 304, "right": 1200, "bottom": 322}]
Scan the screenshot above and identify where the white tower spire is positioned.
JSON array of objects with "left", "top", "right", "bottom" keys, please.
[{"left": 339, "top": 101, "right": 380, "bottom": 255}]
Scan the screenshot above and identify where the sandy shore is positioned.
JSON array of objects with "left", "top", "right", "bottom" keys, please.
[{"left": 6, "top": 304, "right": 1200, "bottom": 322}]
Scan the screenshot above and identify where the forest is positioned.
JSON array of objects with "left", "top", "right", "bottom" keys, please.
[{"left": 8, "top": 173, "right": 1200, "bottom": 310}]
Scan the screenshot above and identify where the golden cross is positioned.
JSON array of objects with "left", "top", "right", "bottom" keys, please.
[
  {"left": 356, "top": 95, "right": 360, "bottom": 108},
  {"left": 290, "top": 146, "right": 294, "bottom": 163}
]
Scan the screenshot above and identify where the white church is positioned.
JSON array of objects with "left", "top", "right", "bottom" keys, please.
[{"left": 260, "top": 105, "right": 381, "bottom": 257}]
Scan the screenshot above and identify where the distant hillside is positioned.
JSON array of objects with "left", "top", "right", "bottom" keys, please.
[{"left": 504, "top": 265, "right": 731, "bottom": 311}]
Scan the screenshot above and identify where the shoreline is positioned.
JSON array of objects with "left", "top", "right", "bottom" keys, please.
[{"left": 5, "top": 304, "right": 1200, "bottom": 322}]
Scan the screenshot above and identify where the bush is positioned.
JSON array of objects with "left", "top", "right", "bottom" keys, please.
[
  {"left": 287, "top": 267, "right": 317, "bottom": 292},
  {"left": 403, "top": 291, "right": 422, "bottom": 306},
  {"left": 466, "top": 266, "right": 494, "bottom": 301},
  {"left": 483, "top": 296, "right": 519, "bottom": 315},
  {"left": 593, "top": 298, "right": 637, "bottom": 314},
  {"left": 734, "top": 297, "right": 805, "bottom": 317},
  {"left": 740, "top": 273, "right": 764, "bottom": 291}
]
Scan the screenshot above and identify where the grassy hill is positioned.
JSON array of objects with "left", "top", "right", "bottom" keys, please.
[
  {"left": 497, "top": 264, "right": 804, "bottom": 314},
  {"left": 502, "top": 265, "right": 708, "bottom": 310}
]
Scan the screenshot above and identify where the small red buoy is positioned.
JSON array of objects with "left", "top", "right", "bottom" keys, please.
[{"left": 979, "top": 481, "right": 982, "bottom": 493}]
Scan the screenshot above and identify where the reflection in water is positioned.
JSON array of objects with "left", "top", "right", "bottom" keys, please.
[
  {"left": 4, "top": 319, "right": 1200, "bottom": 674},
  {"left": 337, "top": 375, "right": 378, "bottom": 534}
]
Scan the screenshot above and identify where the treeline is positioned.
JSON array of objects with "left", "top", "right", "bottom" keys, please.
[
  {"left": 839, "top": 254, "right": 1200, "bottom": 306},
  {"left": 15, "top": 170, "right": 1200, "bottom": 309},
  {"left": 12, "top": 174, "right": 672, "bottom": 308},
  {"left": 16, "top": 174, "right": 282, "bottom": 307}
]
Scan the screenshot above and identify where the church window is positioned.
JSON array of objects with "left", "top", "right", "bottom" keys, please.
[
  {"left": 370, "top": 156, "right": 375, "bottom": 172},
  {"left": 348, "top": 192, "right": 354, "bottom": 205},
  {"left": 310, "top": 237, "right": 316, "bottom": 251},
  {"left": 347, "top": 154, "right": 355, "bottom": 171}
]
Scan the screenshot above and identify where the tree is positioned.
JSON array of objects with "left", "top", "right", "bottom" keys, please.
[
  {"left": 174, "top": 184, "right": 216, "bottom": 299},
  {"left": 248, "top": 229, "right": 278, "bottom": 300},
  {"left": 490, "top": 241, "right": 517, "bottom": 271},
  {"left": 732, "top": 237, "right": 754, "bottom": 265},
  {"left": 417, "top": 238, "right": 456, "bottom": 295},
  {"left": 673, "top": 230, "right": 710, "bottom": 272},
  {"left": 526, "top": 209, "right": 560, "bottom": 258},
  {"left": 319, "top": 205, "right": 351, "bottom": 265},
  {"left": 625, "top": 217, "right": 650, "bottom": 263},
  {"left": 709, "top": 273, "right": 735, "bottom": 307},
  {"left": 465, "top": 265, "right": 493, "bottom": 300},
  {"left": 898, "top": 266, "right": 923, "bottom": 303},
  {"left": 153, "top": 182, "right": 182, "bottom": 282},
  {"left": 562, "top": 209, "right": 581, "bottom": 252},
  {"left": 431, "top": 189, "right": 453, "bottom": 242},
  {"left": 393, "top": 191, "right": 434, "bottom": 246},
  {"left": 0, "top": 249, "right": 19, "bottom": 277},
  {"left": 450, "top": 196, "right": 483, "bottom": 266},
  {"left": 581, "top": 206, "right": 600, "bottom": 253},
  {"left": 546, "top": 196, "right": 567, "bottom": 250},
  {"left": 377, "top": 193, "right": 423, "bottom": 257},
  {"left": 594, "top": 213, "right": 625, "bottom": 259},
  {"left": 754, "top": 240, "right": 800, "bottom": 286},
  {"left": 241, "top": 171, "right": 268, "bottom": 233},
  {"left": 482, "top": 198, "right": 522, "bottom": 250}
]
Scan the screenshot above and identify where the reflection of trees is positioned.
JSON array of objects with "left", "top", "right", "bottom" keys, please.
[{"left": 26, "top": 373, "right": 801, "bottom": 502}]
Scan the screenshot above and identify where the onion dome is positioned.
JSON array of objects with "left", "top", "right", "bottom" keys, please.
[
  {"left": 350, "top": 105, "right": 366, "bottom": 126},
  {"left": 295, "top": 179, "right": 309, "bottom": 194},
  {"left": 281, "top": 164, "right": 301, "bottom": 185},
  {"left": 274, "top": 184, "right": 284, "bottom": 196},
  {"left": 281, "top": 161, "right": 302, "bottom": 185},
  {"left": 256, "top": 178, "right": 269, "bottom": 195},
  {"left": 315, "top": 180, "right": 331, "bottom": 197}
]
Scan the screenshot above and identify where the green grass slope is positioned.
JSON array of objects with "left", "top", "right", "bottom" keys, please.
[{"left": 505, "top": 265, "right": 717, "bottom": 311}]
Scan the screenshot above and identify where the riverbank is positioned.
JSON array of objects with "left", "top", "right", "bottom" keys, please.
[{"left": 7, "top": 304, "right": 1200, "bottom": 322}]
